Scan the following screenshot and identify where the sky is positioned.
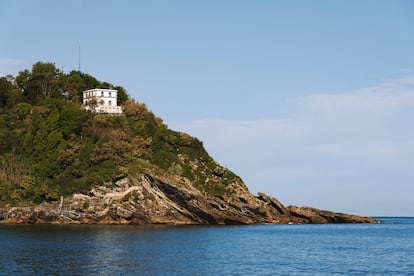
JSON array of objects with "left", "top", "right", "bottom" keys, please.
[{"left": 1, "top": 0, "right": 414, "bottom": 216}]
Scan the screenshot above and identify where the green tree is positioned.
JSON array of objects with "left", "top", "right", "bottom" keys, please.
[
  {"left": 65, "top": 71, "right": 87, "bottom": 102},
  {"left": 15, "top": 69, "right": 33, "bottom": 102},
  {"left": 113, "top": 85, "right": 129, "bottom": 105},
  {"left": 80, "top": 72, "right": 102, "bottom": 90},
  {"left": 0, "top": 77, "right": 23, "bottom": 108},
  {"left": 31, "top": 62, "right": 63, "bottom": 99},
  {"left": 15, "top": 62, "right": 64, "bottom": 104}
]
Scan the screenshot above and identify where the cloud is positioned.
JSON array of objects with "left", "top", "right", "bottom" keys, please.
[
  {"left": 289, "top": 75, "right": 414, "bottom": 110},
  {"left": 171, "top": 75, "right": 414, "bottom": 216},
  {"left": 0, "top": 58, "right": 25, "bottom": 76},
  {"left": 177, "top": 117, "right": 309, "bottom": 147}
]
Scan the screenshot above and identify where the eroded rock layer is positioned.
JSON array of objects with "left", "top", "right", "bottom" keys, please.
[{"left": 0, "top": 174, "right": 378, "bottom": 225}]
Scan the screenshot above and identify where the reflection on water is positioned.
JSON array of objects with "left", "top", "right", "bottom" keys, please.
[
  {"left": 0, "top": 225, "right": 233, "bottom": 275},
  {"left": 0, "top": 218, "right": 413, "bottom": 275}
]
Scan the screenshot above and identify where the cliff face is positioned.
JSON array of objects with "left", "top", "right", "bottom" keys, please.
[{"left": 0, "top": 174, "right": 378, "bottom": 225}]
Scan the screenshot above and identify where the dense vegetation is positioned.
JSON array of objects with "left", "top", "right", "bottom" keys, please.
[{"left": 0, "top": 62, "right": 240, "bottom": 205}]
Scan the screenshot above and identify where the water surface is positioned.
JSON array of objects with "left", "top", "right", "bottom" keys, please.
[{"left": 0, "top": 218, "right": 413, "bottom": 275}]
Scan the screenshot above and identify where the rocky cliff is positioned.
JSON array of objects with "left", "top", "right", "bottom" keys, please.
[
  {"left": 0, "top": 66, "right": 379, "bottom": 225},
  {"left": 0, "top": 174, "right": 378, "bottom": 225}
]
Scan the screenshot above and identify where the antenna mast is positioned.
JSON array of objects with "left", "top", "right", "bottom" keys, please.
[{"left": 78, "top": 41, "right": 81, "bottom": 72}]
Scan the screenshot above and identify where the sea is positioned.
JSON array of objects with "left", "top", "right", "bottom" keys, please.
[{"left": 0, "top": 217, "right": 413, "bottom": 275}]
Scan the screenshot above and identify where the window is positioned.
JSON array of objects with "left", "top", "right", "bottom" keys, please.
[
  {"left": 108, "top": 100, "right": 112, "bottom": 106},
  {"left": 101, "top": 91, "right": 104, "bottom": 96},
  {"left": 109, "top": 92, "right": 112, "bottom": 97}
]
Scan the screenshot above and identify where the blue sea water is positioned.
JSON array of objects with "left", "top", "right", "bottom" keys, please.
[{"left": 0, "top": 217, "right": 413, "bottom": 275}]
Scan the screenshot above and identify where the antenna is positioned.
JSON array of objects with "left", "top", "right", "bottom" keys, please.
[{"left": 78, "top": 41, "right": 81, "bottom": 72}]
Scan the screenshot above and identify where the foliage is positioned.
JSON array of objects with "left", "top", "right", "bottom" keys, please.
[
  {"left": 0, "top": 76, "right": 24, "bottom": 108},
  {"left": 0, "top": 62, "right": 241, "bottom": 205},
  {"left": 15, "top": 62, "right": 64, "bottom": 104},
  {"left": 13, "top": 62, "right": 130, "bottom": 106}
]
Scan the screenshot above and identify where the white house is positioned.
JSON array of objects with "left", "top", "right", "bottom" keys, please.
[{"left": 83, "top": 88, "right": 123, "bottom": 114}]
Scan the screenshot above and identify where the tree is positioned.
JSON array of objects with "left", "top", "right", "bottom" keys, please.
[
  {"left": 15, "top": 69, "right": 33, "bottom": 102},
  {"left": 80, "top": 72, "right": 102, "bottom": 90},
  {"left": 123, "top": 99, "right": 149, "bottom": 116},
  {"left": 0, "top": 77, "right": 23, "bottom": 108},
  {"left": 85, "top": 96, "right": 98, "bottom": 113},
  {"left": 113, "top": 85, "right": 129, "bottom": 105},
  {"left": 65, "top": 71, "right": 85, "bottom": 102},
  {"left": 31, "top": 62, "right": 63, "bottom": 99},
  {"left": 15, "top": 62, "right": 64, "bottom": 104}
]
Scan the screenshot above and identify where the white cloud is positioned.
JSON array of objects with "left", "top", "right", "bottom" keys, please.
[
  {"left": 289, "top": 76, "right": 414, "bottom": 110},
  {"left": 0, "top": 58, "right": 25, "bottom": 76},
  {"left": 171, "top": 75, "right": 414, "bottom": 216},
  {"left": 176, "top": 117, "right": 309, "bottom": 145}
]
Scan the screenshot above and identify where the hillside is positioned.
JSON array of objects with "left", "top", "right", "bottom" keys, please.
[{"left": 0, "top": 62, "right": 377, "bottom": 224}]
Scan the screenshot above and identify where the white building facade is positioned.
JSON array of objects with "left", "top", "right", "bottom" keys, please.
[{"left": 83, "top": 88, "right": 123, "bottom": 114}]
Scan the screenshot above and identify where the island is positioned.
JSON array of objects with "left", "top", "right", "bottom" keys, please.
[{"left": 0, "top": 62, "right": 378, "bottom": 224}]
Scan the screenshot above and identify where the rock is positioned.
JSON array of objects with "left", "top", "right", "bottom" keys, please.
[
  {"left": 0, "top": 174, "right": 379, "bottom": 225},
  {"left": 287, "top": 205, "right": 379, "bottom": 224}
]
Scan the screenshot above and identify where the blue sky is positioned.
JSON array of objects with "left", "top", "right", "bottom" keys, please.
[{"left": 1, "top": 0, "right": 414, "bottom": 216}]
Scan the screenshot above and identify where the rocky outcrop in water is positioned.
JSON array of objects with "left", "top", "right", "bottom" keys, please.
[{"left": 0, "top": 174, "right": 378, "bottom": 225}]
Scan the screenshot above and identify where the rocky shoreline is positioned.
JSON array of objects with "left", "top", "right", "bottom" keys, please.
[{"left": 0, "top": 174, "right": 378, "bottom": 225}]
